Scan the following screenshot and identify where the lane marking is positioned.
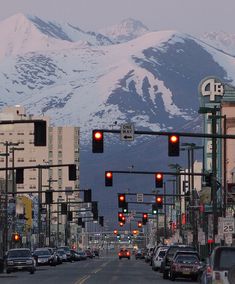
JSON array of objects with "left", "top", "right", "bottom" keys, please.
[{"left": 74, "top": 274, "right": 90, "bottom": 284}]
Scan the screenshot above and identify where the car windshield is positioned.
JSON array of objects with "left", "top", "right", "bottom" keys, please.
[
  {"left": 8, "top": 250, "right": 31, "bottom": 258},
  {"left": 218, "top": 249, "right": 235, "bottom": 270},
  {"left": 59, "top": 247, "right": 70, "bottom": 252},
  {"left": 57, "top": 251, "right": 65, "bottom": 255},
  {"left": 176, "top": 255, "right": 199, "bottom": 264},
  {"left": 34, "top": 250, "right": 50, "bottom": 256}
]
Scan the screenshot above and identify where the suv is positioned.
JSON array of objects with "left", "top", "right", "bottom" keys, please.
[
  {"left": 205, "top": 246, "right": 235, "bottom": 284},
  {"left": 161, "top": 245, "right": 196, "bottom": 279},
  {"left": 6, "top": 248, "right": 36, "bottom": 274}
]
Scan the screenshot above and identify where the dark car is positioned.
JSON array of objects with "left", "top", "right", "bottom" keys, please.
[
  {"left": 6, "top": 248, "right": 36, "bottom": 274},
  {"left": 33, "top": 248, "right": 56, "bottom": 266},
  {"left": 77, "top": 251, "right": 87, "bottom": 260},
  {"left": 161, "top": 245, "right": 196, "bottom": 279},
  {"left": 119, "top": 249, "right": 130, "bottom": 260},
  {"left": 135, "top": 249, "right": 145, "bottom": 260},
  {"left": 58, "top": 246, "right": 72, "bottom": 262},
  {"left": 169, "top": 253, "right": 201, "bottom": 281},
  {"left": 70, "top": 250, "right": 80, "bottom": 261},
  {"left": 85, "top": 250, "right": 93, "bottom": 259}
]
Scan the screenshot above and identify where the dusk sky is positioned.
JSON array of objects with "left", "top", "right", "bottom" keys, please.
[{"left": 0, "top": 0, "right": 234, "bottom": 35}]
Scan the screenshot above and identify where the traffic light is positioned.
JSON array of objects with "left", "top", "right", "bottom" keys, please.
[
  {"left": 114, "top": 229, "right": 118, "bottom": 235},
  {"left": 105, "top": 171, "right": 113, "bottom": 187},
  {"left": 119, "top": 222, "right": 124, "bottom": 227},
  {"left": 92, "top": 202, "right": 98, "bottom": 220},
  {"left": 132, "top": 230, "right": 138, "bottom": 235},
  {"left": 61, "top": 203, "right": 67, "bottom": 215},
  {"left": 34, "top": 120, "right": 47, "bottom": 146},
  {"left": 99, "top": 216, "right": 104, "bottom": 227},
  {"left": 12, "top": 233, "right": 21, "bottom": 242},
  {"left": 118, "top": 212, "right": 123, "bottom": 222},
  {"left": 82, "top": 222, "right": 85, "bottom": 229},
  {"left": 155, "top": 172, "right": 163, "bottom": 188},
  {"left": 152, "top": 204, "right": 158, "bottom": 215},
  {"left": 16, "top": 168, "right": 24, "bottom": 184},
  {"left": 118, "top": 194, "right": 126, "bottom": 208},
  {"left": 92, "top": 130, "right": 104, "bottom": 153},
  {"left": 78, "top": 217, "right": 83, "bottom": 226},
  {"left": 168, "top": 134, "right": 180, "bottom": 156},
  {"left": 142, "top": 213, "right": 148, "bottom": 225},
  {"left": 122, "top": 202, "right": 128, "bottom": 214},
  {"left": 137, "top": 221, "right": 142, "bottom": 228},
  {"left": 45, "top": 190, "right": 53, "bottom": 204},
  {"left": 84, "top": 189, "right": 92, "bottom": 203},
  {"left": 67, "top": 211, "right": 73, "bottom": 221},
  {"left": 121, "top": 215, "right": 126, "bottom": 224},
  {"left": 68, "top": 164, "right": 77, "bottom": 180},
  {"left": 156, "top": 196, "right": 163, "bottom": 209}
]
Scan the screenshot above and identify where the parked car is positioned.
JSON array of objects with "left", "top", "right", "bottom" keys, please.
[
  {"left": 161, "top": 245, "right": 196, "bottom": 279},
  {"left": 77, "top": 251, "right": 87, "bottom": 260},
  {"left": 150, "top": 245, "right": 168, "bottom": 266},
  {"left": 6, "top": 248, "right": 36, "bottom": 274},
  {"left": 33, "top": 248, "right": 57, "bottom": 266},
  {"left": 135, "top": 249, "right": 145, "bottom": 260},
  {"left": 152, "top": 247, "right": 168, "bottom": 271},
  {"left": 119, "top": 249, "right": 130, "bottom": 260},
  {"left": 93, "top": 249, "right": 99, "bottom": 257},
  {"left": 201, "top": 246, "right": 235, "bottom": 284},
  {"left": 70, "top": 250, "right": 80, "bottom": 261},
  {"left": 58, "top": 246, "right": 72, "bottom": 262},
  {"left": 169, "top": 252, "right": 201, "bottom": 281},
  {"left": 145, "top": 247, "right": 154, "bottom": 263},
  {"left": 57, "top": 249, "right": 67, "bottom": 262},
  {"left": 85, "top": 249, "right": 93, "bottom": 259}
]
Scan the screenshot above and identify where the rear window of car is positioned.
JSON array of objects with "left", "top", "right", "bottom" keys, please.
[
  {"left": 34, "top": 250, "right": 50, "bottom": 256},
  {"left": 176, "top": 255, "right": 199, "bottom": 264},
  {"left": 215, "top": 248, "right": 235, "bottom": 271},
  {"left": 158, "top": 250, "right": 166, "bottom": 258},
  {"left": 8, "top": 249, "right": 31, "bottom": 258}
]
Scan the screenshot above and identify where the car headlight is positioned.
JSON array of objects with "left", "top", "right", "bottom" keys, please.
[
  {"left": 26, "top": 260, "right": 33, "bottom": 265},
  {"left": 7, "top": 261, "right": 14, "bottom": 265}
]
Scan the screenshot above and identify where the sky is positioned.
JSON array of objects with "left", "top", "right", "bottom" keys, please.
[{"left": 0, "top": 0, "right": 234, "bottom": 35}]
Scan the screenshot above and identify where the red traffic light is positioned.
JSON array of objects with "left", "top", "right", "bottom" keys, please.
[
  {"left": 170, "top": 135, "right": 178, "bottom": 143},
  {"left": 121, "top": 216, "right": 126, "bottom": 221},
  {"left": 168, "top": 134, "right": 180, "bottom": 156},
  {"left": 143, "top": 213, "right": 148, "bottom": 219},
  {"left": 138, "top": 221, "right": 142, "bottom": 228},
  {"left": 119, "top": 222, "right": 124, "bottom": 227},
  {"left": 114, "top": 229, "right": 118, "bottom": 235},
  {"left": 155, "top": 172, "right": 163, "bottom": 188},
  {"left": 105, "top": 171, "right": 113, "bottom": 187},
  {"left": 92, "top": 130, "right": 104, "bottom": 153},
  {"left": 119, "top": 195, "right": 125, "bottom": 202},
  {"left": 118, "top": 194, "right": 126, "bottom": 208},
  {"left": 156, "top": 196, "right": 162, "bottom": 203},
  {"left": 12, "top": 233, "right": 20, "bottom": 242},
  {"left": 156, "top": 173, "right": 163, "bottom": 180},
  {"left": 156, "top": 196, "right": 163, "bottom": 209}
]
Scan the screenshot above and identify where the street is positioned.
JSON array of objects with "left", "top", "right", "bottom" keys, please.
[{"left": 0, "top": 255, "right": 198, "bottom": 284}]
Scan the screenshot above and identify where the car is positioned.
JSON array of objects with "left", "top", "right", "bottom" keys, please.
[
  {"left": 77, "top": 251, "right": 87, "bottom": 260},
  {"left": 201, "top": 246, "right": 235, "bottom": 284},
  {"left": 33, "top": 248, "right": 57, "bottom": 266},
  {"left": 119, "top": 249, "right": 130, "bottom": 260},
  {"left": 150, "top": 245, "right": 168, "bottom": 266},
  {"left": 70, "top": 250, "right": 80, "bottom": 261},
  {"left": 161, "top": 245, "right": 196, "bottom": 279},
  {"left": 58, "top": 246, "right": 72, "bottom": 262},
  {"left": 152, "top": 247, "right": 168, "bottom": 271},
  {"left": 172, "top": 250, "right": 200, "bottom": 262},
  {"left": 93, "top": 249, "right": 99, "bottom": 257},
  {"left": 145, "top": 247, "right": 154, "bottom": 263},
  {"left": 135, "top": 249, "right": 145, "bottom": 260},
  {"left": 85, "top": 249, "right": 93, "bottom": 259},
  {"left": 6, "top": 248, "right": 36, "bottom": 274},
  {"left": 57, "top": 249, "right": 67, "bottom": 262},
  {"left": 169, "top": 252, "right": 201, "bottom": 281}
]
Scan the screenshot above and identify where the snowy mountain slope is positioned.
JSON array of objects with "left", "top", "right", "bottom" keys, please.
[
  {"left": 0, "top": 25, "right": 235, "bottom": 145},
  {"left": 201, "top": 31, "right": 235, "bottom": 56},
  {"left": 99, "top": 18, "right": 149, "bottom": 43}
]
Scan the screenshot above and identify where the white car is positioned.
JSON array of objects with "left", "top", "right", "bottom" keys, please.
[
  {"left": 152, "top": 247, "right": 168, "bottom": 271},
  {"left": 203, "top": 246, "right": 235, "bottom": 284}
]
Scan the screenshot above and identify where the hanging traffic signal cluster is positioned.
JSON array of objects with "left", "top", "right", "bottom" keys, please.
[
  {"left": 142, "top": 213, "right": 148, "bottom": 225},
  {"left": 156, "top": 196, "right": 163, "bottom": 209},
  {"left": 168, "top": 134, "right": 180, "bottom": 156},
  {"left": 155, "top": 172, "right": 163, "bottom": 188},
  {"left": 105, "top": 171, "right": 113, "bottom": 187},
  {"left": 92, "top": 130, "right": 104, "bottom": 153}
]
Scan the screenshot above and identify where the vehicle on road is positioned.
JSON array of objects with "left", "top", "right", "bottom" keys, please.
[
  {"left": 201, "top": 246, "right": 235, "bottom": 284},
  {"left": 57, "top": 249, "right": 67, "bottom": 262},
  {"left": 85, "top": 249, "right": 93, "bottom": 259},
  {"left": 119, "top": 249, "right": 131, "bottom": 260},
  {"left": 169, "top": 253, "right": 201, "bottom": 281},
  {"left": 70, "top": 250, "right": 80, "bottom": 261},
  {"left": 33, "top": 248, "right": 57, "bottom": 266},
  {"left": 58, "top": 246, "right": 72, "bottom": 262},
  {"left": 152, "top": 247, "right": 168, "bottom": 271},
  {"left": 77, "top": 251, "right": 87, "bottom": 260},
  {"left": 161, "top": 244, "right": 196, "bottom": 279},
  {"left": 6, "top": 248, "right": 36, "bottom": 274},
  {"left": 135, "top": 249, "right": 145, "bottom": 260}
]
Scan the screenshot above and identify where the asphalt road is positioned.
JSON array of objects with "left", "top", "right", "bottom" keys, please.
[{"left": 0, "top": 256, "right": 199, "bottom": 284}]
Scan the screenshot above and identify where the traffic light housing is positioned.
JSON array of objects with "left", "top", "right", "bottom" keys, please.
[
  {"left": 132, "top": 230, "right": 138, "bottom": 235},
  {"left": 67, "top": 211, "right": 73, "bottom": 221},
  {"left": 142, "top": 213, "right": 148, "bottom": 225},
  {"left": 99, "top": 216, "right": 104, "bottom": 227},
  {"left": 152, "top": 204, "right": 158, "bottom": 215},
  {"left": 156, "top": 196, "right": 163, "bottom": 209},
  {"left": 45, "top": 190, "right": 53, "bottom": 204},
  {"left": 34, "top": 120, "right": 47, "bottom": 146},
  {"left": 16, "top": 168, "right": 24, "bottom": 184},
  {"left": 137, "top": 221, "right": 142, "bottom": 228},
  {"left": 118, "top": 194, "right": 126, "bottom": 208},
  {"left": 122, "top": 202, "right": 128, "bottom": 214},
  {"left": 105, "top": 171, "right": 113, "bottom": 187},
  {"left": 121, "top": 215, "right": 126, "bottom": 224},
  {"left": 78, "top": 217, "right": 83, "bottom": 226},
  {"left": 92, "top": 130, "right": 104, "bottom": 153},
  {"left": 92, "top": 202, "right": 98, "bottom": 220},
  {"left": 12, "top": 233, "right": 21, "bottom": 242},
  {"left": 119, "top": 222, "right": 124, "bottom": 227},
  {"left": 118, "top": 212, "right": 123, "bottom": 222},
  {"left": 84, "top": 189, "right": 92, "bottom": 203},
  {"left": 114, "top": 229, "right": 118, "bottom": 235},
  {"left": 205, "top": 173, "right": 212, "bottom": 186},
  {"left": 155, "top": 172, "right": 163, "bottom": 188},
  {"left": 168, "top": 134, "right": 180, "bottom": 156},
  {"left": 68, "top": 164, "right": 77, "bottom": 180},
  {"left": 61, "top": 203, "right": 67, "bottom": 215}
]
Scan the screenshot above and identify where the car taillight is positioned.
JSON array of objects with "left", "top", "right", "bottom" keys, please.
[
  {"left": 118, "top": 253, "right": 121, "bottom": 256},
  {"left": 207, "top": 266, "right": 212, "bottom": 275},
  {"left": 215, "top": 272, "right": 221, "bottom": 280},
  {"left": 127, "top": 252, "right": 130, "bottom": 256}
]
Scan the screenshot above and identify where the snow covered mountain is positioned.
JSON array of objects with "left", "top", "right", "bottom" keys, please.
[
  {"left": 201, "top": 31, "right": 235, "bottom": 56},
  {"left": 99, "top": 18, "right": 149, "bottom": 43}
]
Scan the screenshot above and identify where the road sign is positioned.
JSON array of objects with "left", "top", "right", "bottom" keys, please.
[
  {"left": 136, "top": 193, "right": 143, "bottom": 203},
  {"left": 120, "top": 123, "right": 134, "bottom": 141},
  {"left": 223, "top": 218, "right": 235, "bottom": 234},
  {"left": 225, "top": 234, "right": 233, "bottom": 245}
]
